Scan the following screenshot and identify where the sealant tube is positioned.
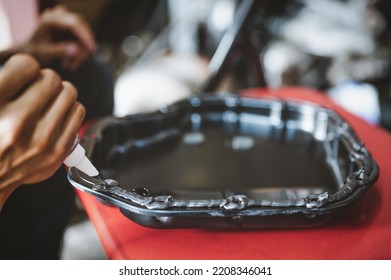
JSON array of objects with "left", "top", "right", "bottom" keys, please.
[{"left": 63, "top": 137, "right": 99, "bottom": 177}]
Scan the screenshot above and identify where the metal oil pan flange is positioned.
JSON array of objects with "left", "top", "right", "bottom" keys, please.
[{"left": 68, "top": 94, "right": 379, "bottom": 229}]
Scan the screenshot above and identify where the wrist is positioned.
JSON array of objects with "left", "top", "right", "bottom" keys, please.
[
  {"left": 0, "top": 185, "right": 17, "bottom": 211},
  {"left": 0, "top": 173, "right": 21, "bottom": 210}
]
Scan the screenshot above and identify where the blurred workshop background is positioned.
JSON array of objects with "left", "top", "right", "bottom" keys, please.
[
  {"left": 57, "top": 0, "right": 391, "bottom": 127},
  {"left": 2, "top": 0, "right": 391, "bottom": 259}
]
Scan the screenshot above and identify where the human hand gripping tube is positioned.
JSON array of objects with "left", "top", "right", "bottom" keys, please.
[{"left": 63, "top": 136, "right": 99, "bottom": 177}]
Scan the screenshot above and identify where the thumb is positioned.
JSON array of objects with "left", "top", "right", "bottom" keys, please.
[
  {"left": 61, "top": 42, "right": 87, "bottom": 70},
  {"left": 39, "top": 42, "right": 80, "bottom": 66}
]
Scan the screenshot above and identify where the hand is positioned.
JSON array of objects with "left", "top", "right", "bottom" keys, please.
[
  {"left": 0, "top": 54, "right": 85, "bottom": 208},
  {"left": 22, "top": 5, "right": 96, "bottom": 71}
]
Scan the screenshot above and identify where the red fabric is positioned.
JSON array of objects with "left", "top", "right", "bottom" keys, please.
[{"left": 77, "top": 87, "right": 391, "bottom": 260}]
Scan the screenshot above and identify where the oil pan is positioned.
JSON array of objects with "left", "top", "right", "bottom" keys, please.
[{"left": 68, "top": 95, "right": 379, "bottom": 228}]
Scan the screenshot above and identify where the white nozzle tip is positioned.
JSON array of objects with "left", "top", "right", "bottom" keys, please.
[
  {"left": 64, "top": 143, "right": 99, "bottom": 176},
  {"left": 75, "top": 156, "right": 99, "bottom": 177}
]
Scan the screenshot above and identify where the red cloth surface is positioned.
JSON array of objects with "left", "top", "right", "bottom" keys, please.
[{"left": 77, "top": 87, "right": 391, "bottom": 259}]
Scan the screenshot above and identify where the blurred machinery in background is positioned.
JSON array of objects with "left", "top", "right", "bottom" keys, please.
[
  {"left": 61, "top": 0, "right": 391, "bottom": 130},
  {"left": 257, "top": 0, "right": 389, "bottom": 127}
]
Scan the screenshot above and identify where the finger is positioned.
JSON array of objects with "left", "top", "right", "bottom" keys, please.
[
  {"left": 7, "top": 81, "right": 75, "bottom": 168},
  {"left": 39, "top": 81, "right": 77, "bottom": 138},
  {"left": 13, "top": 99, "right": 85, "bottom": 183},
  {"left": 37, "top": 41, "right": 86, "bottom": 69},
  {"left": 0, "top": 54, "right": 40, "bottom": 103},
  {"left": 35, "top": 42, "right": 71, "bottom": 65},
  {"left": 42, "top": 6, "right": 96, "bottom": 52},
  {"left": 11, "top": 69, "right": 62, "bottom": 119},
  {"left": 60, "top": 42, "right": 89, "bottom": 71},
  {"left": 55, "top": 101, "right": 86, "bottom": 157}
]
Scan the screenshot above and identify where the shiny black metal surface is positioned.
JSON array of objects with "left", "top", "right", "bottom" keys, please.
[{"left": 68, "top": 95, "right": 378, "bottom": 228}]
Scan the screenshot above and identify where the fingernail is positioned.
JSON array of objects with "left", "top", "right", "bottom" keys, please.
[{"left": 65, "top": 43, "right": 79, "bottom": 56}]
